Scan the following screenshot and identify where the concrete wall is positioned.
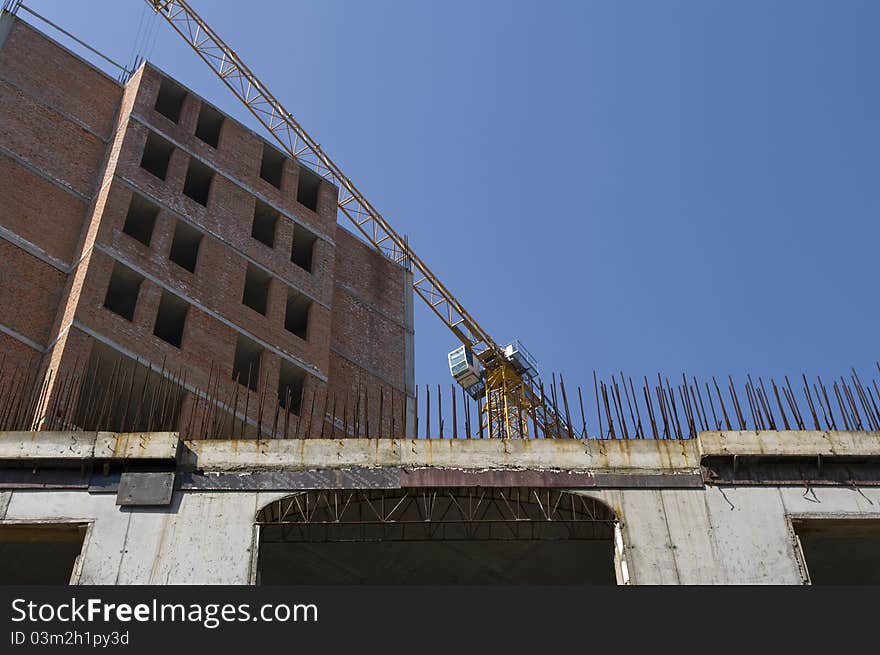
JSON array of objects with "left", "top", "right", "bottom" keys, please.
[
  {"left": 599, "top": 486, "right": 880, "bottom": 584},
  {"left": 1, "top": 430, "right": 878, "bottom": 584},
  {"left": 3, "top": 483, "right": 878, "bottom": 585}
]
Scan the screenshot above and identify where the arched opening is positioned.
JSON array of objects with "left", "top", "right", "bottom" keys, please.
[{"left": 255, "top": 488, "right": 621, "bottom": 585}]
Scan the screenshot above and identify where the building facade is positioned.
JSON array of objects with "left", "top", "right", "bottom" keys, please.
[
  {"left": 2, "top": 430, "right": 879, "bottom": 585},
  {"left": 2, "top": 12, "right": 878, "bottom": 588},
  {"left": 0, "top": 14, "right": 415, "bottom": 439}
]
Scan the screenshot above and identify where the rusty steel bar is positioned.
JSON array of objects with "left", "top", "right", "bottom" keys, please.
[{"left": 1, "top": 358, "right": 880, "bottom": 440}]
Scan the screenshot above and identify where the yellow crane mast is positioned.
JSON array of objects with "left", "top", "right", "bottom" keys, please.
[{"left": 145, "top": 0, "right": 575, "bottom": 439}]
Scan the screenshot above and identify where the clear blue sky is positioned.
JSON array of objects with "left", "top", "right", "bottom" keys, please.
[{"left": 21, "top": 0, "right": 879, "bottom": 390}]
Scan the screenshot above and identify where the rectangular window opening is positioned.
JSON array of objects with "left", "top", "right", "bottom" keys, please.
[
  {"left": 183, "top": 158, "right": 214, "bottom": 207},
  {"left": 260, "top": 144, "right": 285, "bottom": 189},
  {"left": 251, "top": 200, "right": 279, "bottom": 248},
  {"left": 0, "top": 523, "right": 87, "bottom": 584},
  {"left": 153, "top": 292, "right": 189, "bottom": 348},
  {"left": 278, "top": 362, "right": 306, "bottom": 415},
  {"left": 140, "top": 131, "right": 175, "bottom": 180},
  {"left": 103, "top": 262, "right": 144, "bottom": 321},
  {"left": 290, "top": 224, "right": 317, "bottom": 273},
  {"left": 793, "top": 518, "right": 880, "bottom": 585},
  {"left": 154, "top": 77, "right": 186, "bottom": 123},
  {"left": 296, "top": 165, "right": 321, "bottom": 212},
  {"left": 194, "top": 103, "right": 224, "bottom": 148},
  {"left": 242, "top": 264, "right": 271, "bottom": 315},
  {"left": 169, "top": 220, "right": 202, "bottom": 273},
  {"left": 122, "top": 193, "right": 159, "bottom": 247},
  {"left": 232, "top": 336, "right": 263, "bottom": 391},
  {"left": 285, "top": 291, "right": 311, "bottom": 340}
]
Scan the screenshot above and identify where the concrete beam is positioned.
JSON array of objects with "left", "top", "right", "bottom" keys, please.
[
  {"left": 0, "top": 431, "right": 97, "bottom": 460},
  {"left": 180, "top": 437, "right": 701, "bottom": 474},
  {"left": 0, "top": 431, "right": 179, "bottom": 462},
  {"left": 4, "top": 430, "right": 879, "bottom": 475},
  {"left": 179, "top": 438, "right": 399, "bottom": 472},
  {"left": 94, "top": 432, "right": 178, "bottom": 461},
  {"left": 697, "top": 430, "right": 880, "bottom": 458}
]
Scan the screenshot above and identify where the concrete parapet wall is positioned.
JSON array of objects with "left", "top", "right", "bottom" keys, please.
[
  {"left": 697, "top": 430, "right": 880, "bottom": 458},
  {"left": 0, "top": 431, "right": 178, "bottom": 461},
  {"left": 5, "top": 430, "right": 880, "bottom": 470},
  {"left": 2, "top": 431, "right": 880, "bottom": 585},
  {"left": 179, "top": 437, "right": 701, "bottom": 474}
]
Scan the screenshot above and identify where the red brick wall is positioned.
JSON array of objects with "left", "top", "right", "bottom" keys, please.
[
  {"left": 0, "top": 20, "right": 120, "bottom": 139},
  {"left": 0, "top": 19, "right": 412, "bottom": 438},
  {"left": 331, "top": 228, "right": 408, "bottom": 390},
  {"left": 0, "top": 242, "right": 66, "bottom": 345},
  {"left": 132, "top": 65, "right": 339, "bottom": 236},
  {"left": 0, "top": 332, "right": 40, "bottom": 369},
  {"left": 0, "top": 78, "right": 109, "bottom": 198},
  {"left": 0, "top": 155, "right": 86, "bottom": 265}
]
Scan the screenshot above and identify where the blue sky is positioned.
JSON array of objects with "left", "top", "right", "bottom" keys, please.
[{"left": 20, "top": 0, "right": 879, "bottom": 390}]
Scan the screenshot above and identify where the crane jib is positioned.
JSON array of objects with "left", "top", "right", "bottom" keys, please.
[{"left": 144, "top": 0, "right": 573, "bottom": 439}]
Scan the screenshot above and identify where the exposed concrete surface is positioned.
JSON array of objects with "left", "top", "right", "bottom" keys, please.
[
  {"left": 1, "top": 489, "right": 271, "bottom": 584},
  {"left": 697, "top": 430, "right": 880, "bottom": 458},
  {"left": 1, "top": 483, "right": 878, "bottom": 584},
  {"left": 95, "top": 432, "right": 179, "bottom": 460},
  {"left": 7, "top": 431, "right": 879, "bottom": 472},
  {"left": 2, "top": 431, "right": 880, "bottom": 584},
  {"left": 180, "top": 437, "right": 700, "bottom": 474},
  {"left": 587, "top": 485, "right": 880, "bottom": 584},
  {"left": 0, "top": 431, "right": 98, "bottom": 460},
  {"left": 0, "top": 431, "right": 178, "bottom": 461}
]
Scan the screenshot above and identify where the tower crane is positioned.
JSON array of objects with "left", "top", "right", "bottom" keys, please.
[{"left": 145, "top": 0, "right": 576, "bottom": 439}]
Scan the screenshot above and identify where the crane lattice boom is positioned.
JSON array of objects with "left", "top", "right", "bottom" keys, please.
[{"left": 145, "top": 0, "right": 574, "bottom": 439}]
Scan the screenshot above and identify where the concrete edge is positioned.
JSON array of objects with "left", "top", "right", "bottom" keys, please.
[
  {"left": 3, "top": 431, "right": 880, "bottom": 471},
  {"left": 179, "top": 437, "right": 702, "bottom": 473},
  {"left": 0, "top": 431, "right": 179, "bottom": 461},
  {"left": 696, "top": 430, "right": 880, "bottom": 458}
]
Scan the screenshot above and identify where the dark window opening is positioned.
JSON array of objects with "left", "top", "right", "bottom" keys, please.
[
  {"left": 183, "top": 158, "right": 214, "bottom": 207},
  {"left": 103, "top": 262, "right": 144, "bottom": 321},
  {"left": 284, "top": 291, "right": 310, "bottom": 340},
  {"left": 140, "top": 132, "right": 174, "bottom": 180},
  {"left": 232, "top": 336, "right": 262, "bottom": 391},
  {"left": 0, "top": 524, "right": 87, "bottom": 584},
  {"left": 794, "top": 519, "right": 880, "bottom": 585},
  {"left": 154, "top": 77, "right": 186, "bottom": 123},
  {"left": 260, "top": 144, "right": 285, "bottom": 189},
  {"left": 195, "top": 103, "right": 224, "bottom": 148},
  {"left": 122, "top": 193, "right": 159, "bottom": 247},
  {"left": 242, "top": 264, "right": 271, "bottom": 315},
  {"left": 296, "top": 166, "right": 321, "bottom": 212},
  {"left": 153, "top": 292, "right": 189, "bottom": 348},
  {"left": 251, "top": 200, "right": 278, "bottom": 248},
  {"left": 169, "top": 221, "right": 202, "bottom": 273},
  {"left": 290, "top": 224, "right": 317, "bottom": 273},
  {"left": 277, "top": 362, "right": 305, "bottom": 414}
]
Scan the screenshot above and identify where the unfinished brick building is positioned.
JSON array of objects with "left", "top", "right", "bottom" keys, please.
[{"left": 0, "top": 13, "right": 415, "bottom": 438}]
